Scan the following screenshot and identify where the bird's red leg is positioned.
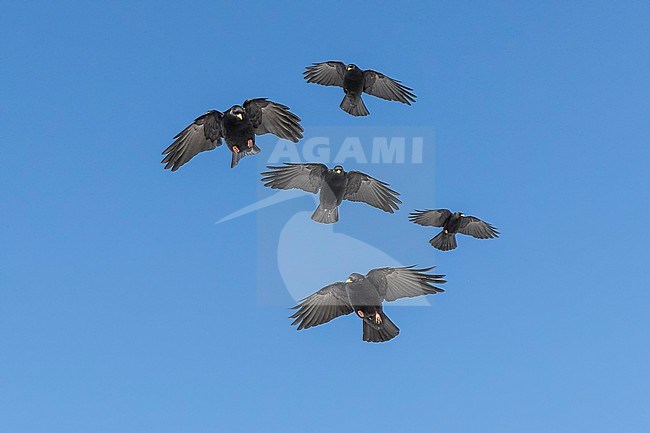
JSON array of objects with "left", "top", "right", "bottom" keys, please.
[
  {"left": 247, "top": 139, "right": 254, "bottom": 148},
  {"left": 356, "top": 310, "right": 365, "bottom": 318},
  {"left": 374, "top": 312, "right": 382, "bottom": 324},
  {"left": 232, "top": 146, "right": 240, "bottom": 153}
]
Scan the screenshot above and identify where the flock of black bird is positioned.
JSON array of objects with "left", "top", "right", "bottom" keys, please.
[{"left": 162, "top": 61, "right": 500, "bottom": 343}]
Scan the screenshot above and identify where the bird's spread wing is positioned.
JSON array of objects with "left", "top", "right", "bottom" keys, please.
[
  {"left": 363, "top": 70, "right": 417, "bottom": 104},
  {"left": 290, "top": 282, "right": 353, "bottom": 330},
  {"left": 458, "top": 216, "right": 500, "bottom": 239},
  {"left": 343, "top": 171, "right": 401, "bottom": 213},
  {"left": 161, "top": 110, "right": 224, "bottom": 171},
  {"left": 261, "top": 163, "right": 328, "bottom": 194},
  {"left": 408, "top": 209, "right": 452, "bottom": 227},
  {"left": 243, "top": 98, "right": 304, "bottom": 143},
  {"left": 365, "top": 266, "right": 446, "bottom": 302},
  {"left": 303, "top": 61, "right": 346, "bottom": 87}
]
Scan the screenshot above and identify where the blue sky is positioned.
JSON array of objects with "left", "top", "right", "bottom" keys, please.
[{"left": 1, "top": 1, "right": 649, "bottom": 432}]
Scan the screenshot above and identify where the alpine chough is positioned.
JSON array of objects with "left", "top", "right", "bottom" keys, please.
[
  {"left": 290, "top": 266, "right": 446, "bottom": 343},
  {"left": 303, "top": 61, "right": 416, "bottom": 116},
  {"left": 409, "top": 209, "right": 499, "bottom": 251},
  {"left": 261, "top": 163, "right": 401, "bottom": 223},
  {"left": 162, "top": 98, "right": 303, "bottom": 170}
]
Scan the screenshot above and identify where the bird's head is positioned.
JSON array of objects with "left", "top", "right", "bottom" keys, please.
[
  {"left": 332, "top": 165, "right": 344, "bottom": 175},
  {"left": 345, "top": 273, "right": 364, "bottom": 283},
  {"left": 454, "top": 212, "right": 465, "bottom": 218},
  {"left": 346, "top": 64, "right": 358, "bottom": 71},
  {"left": 228, "top": 105, "right": 245, "bottom": 121}
]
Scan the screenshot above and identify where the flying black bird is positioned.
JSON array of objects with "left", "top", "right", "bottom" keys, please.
[
  {"left": 303, "top": 61, "right": 416, "bottom": 116},
  {"left": 409, "top": 209, "right": 500, "bottom": 251},
  {"left": 162, "top": 98, "right": 303, "bottom": 170},
  {"left": 290, "top": 266, "right": 446, "bottom": 343},
  {"left": 261, "top": 163, "right": 401, "bottom": 223}
]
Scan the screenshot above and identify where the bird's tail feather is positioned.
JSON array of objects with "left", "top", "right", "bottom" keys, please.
[
  {"left": 230, "top": 144, "right": 261, "bottom": 168},
  {"left": 429, "top": 231, "right": 458, "bottom": 251},
  {"left": 340, "top": 94, "right": 369, "bottom": 117},
  {"left": 362, "top": 312, "right": 400, "bottom": 343},
  {"left": 311, "top": 204, "right": 339, "bottom": 224}
]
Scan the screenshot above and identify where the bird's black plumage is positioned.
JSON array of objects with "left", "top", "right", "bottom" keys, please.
[
  {"left": 290, "top": 266, "right": 446, "bottom": 343},
  {"left": 162, "top": 98, "right": 303, "bottom": 170},
  {"left": 261, "top": 163, "right": 401, "bottom": 223},
  {"left": 303, "top": 61, "right": 416, "bottom": 116},
  {"left": 409, "top": 209, "right": 500, "bottom": 251}
]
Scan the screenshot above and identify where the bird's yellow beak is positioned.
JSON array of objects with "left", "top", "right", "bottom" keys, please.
[
  {"left": 346, "top": 65, "right": 353, "bottom": 70},
  {"left": 335, "top": 169, "right": 342, "bottom": 174},
  {"left": 235, "top": 113, "right": 243, "bottom": 121},
  {"left": 345, "top": 278, "right": 352, "bottom": 283}
]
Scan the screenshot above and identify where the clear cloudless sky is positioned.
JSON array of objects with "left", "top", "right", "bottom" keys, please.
[{"left": 1, "top": 2, "right": 649, "bottom": 432}]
